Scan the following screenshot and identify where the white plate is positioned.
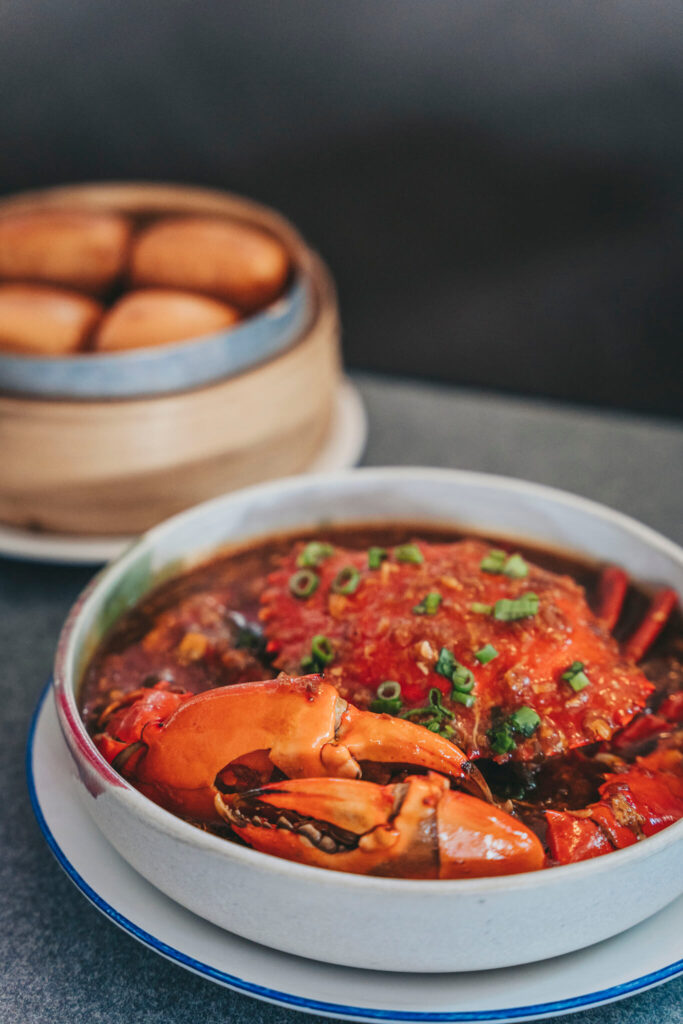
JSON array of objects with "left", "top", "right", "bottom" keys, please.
[
  {"left": 0, "top": 377, "right": 366, "bottom": 565},
  {"left": 28, "top": 682, "right": 683, "bottom": 1023}
]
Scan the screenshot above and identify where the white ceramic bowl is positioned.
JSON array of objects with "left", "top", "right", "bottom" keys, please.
[{"left": 53, "top": 468, "right": 683, "bottom": 972}]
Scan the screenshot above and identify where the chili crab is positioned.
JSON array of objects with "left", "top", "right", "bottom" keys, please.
[
  {"left": 83, "top": 531, "right": 681, "bottom": 877},
  {"left": 93, "top": 675, "right": 544, "bottom": 878},
  {"left": 259, "top": 539, "right": 674, "bottom": 761}
]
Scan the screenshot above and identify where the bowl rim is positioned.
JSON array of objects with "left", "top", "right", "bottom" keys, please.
[{"left": 53, "top": 466, "right": 683, "bottom": 895}]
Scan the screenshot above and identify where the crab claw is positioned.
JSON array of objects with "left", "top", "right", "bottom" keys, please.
[
  {"left": 99, "top": 676, "right": 486, "bottom": 822},
  {"left": 323, "top": 701, "right": 489, "bottom": 798},
  {"left": 93, "top": 681, "right": 191, "bottom": 772},
  {"left": 217, "top": 773, "right": 544, "bottom": 879}
]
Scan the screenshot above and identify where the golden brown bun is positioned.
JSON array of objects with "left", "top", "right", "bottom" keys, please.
[
  {"left": 93, "top": 288, "right": 240, "bottom": 352},
  {"left": 130, "top": 216, "right": 290, "bottom": 310},
  {"left": 0, "top": 209, "right": 132, "bottom": 294},
  {"left": 0, "top": 283, "right": 103, "bottom": 355}
]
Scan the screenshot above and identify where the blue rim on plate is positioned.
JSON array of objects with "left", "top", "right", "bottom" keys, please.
[
  {"left": 0, "top": 274, "right": 310, "bottom": 399},
  {"left": 26, "top": 679, "right": 683, "bottom": 1022}
]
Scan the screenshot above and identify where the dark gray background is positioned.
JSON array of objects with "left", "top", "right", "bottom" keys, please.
[{"left": 1, "top": 1, "right": 682, "bottom": 415}]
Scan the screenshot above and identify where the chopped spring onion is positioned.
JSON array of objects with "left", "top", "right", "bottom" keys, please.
[
  {"left": 493, "top": 593, "right": 539, "bottom": 621},
  {"left": 370, "top": 680, "right": 403, "bottom": 715},
  {"left": 368, "top": 546, "right": 388, "bottom": 570},
  {"left": 413, "top": 591, "right": 442, "bottom": 615},
  {"left": 451, "top": 690, "right": 475, "bottom": 708},
  {"left": 428, "top": 687, "right": 454, "bottom": 718},
  {"left": 471, "top": 602, "right": 493, "bottom": 615},
  {"left": 474, "top": 643, "right": 498, "bottom": 665},
  {"left": 301, "top": 634, "right": 335, "bottom": 672},
  {"left": 480, "top": 549, "right": 506, "bottom": 573},
  {"left": 435, "top": 646, "right": 456, "bottom": 680},
  {"left": 297, "top": 541, "right": 334, "bottom": 568},
  {"left": 451, "top": 663, "right": 474, "bottom": 694},
  {"left": 562, "top": 661, "right": 591, "bottom": 692},
  {"left": 508, "top": 705, "right": 541, "bottom": 737},
  {"left": 488, "top": 704, "right": 541, "bottom": 753},
  {"left": 394, "top": 543, "right": 424, "bottom": 564},
  {"left": 289, "top": 569, "right": 319, "bottom": 599},
  {"left": 435, "top": 646, "right": 475, "bottom": 697},
  {"left": 331, "top": 565, "right": 361, "bottom": 595},
  {"left": 502, "top": 553, "right": 528, "bottom": 579},
  {"left": 488, "top": 721, "right": 516, "bottom": 754},
  {"left": 400, "top": 688, "right": 455, "bottom": 730},
  {"left": 480, "top": 549, "right": 529, "bottom": 579}
]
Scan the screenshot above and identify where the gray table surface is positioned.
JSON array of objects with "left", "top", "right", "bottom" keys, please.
[{"left": 1, "top": 373, "right": 682, "bottom": 1024}]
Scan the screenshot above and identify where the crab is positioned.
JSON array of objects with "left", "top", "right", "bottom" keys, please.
[
  {"left": 92, "top": 675, "right": 545, "bottom": 878},
  {"left": 259, "top": 540, "right": 675, "bottom": 762}
]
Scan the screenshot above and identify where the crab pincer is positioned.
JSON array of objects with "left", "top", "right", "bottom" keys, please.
[
  {"left": 93, "top": 676, "right": 489, "bottom": 823},
  {"left": 217, "top": 772, "right": 544, "bottom": 879}
]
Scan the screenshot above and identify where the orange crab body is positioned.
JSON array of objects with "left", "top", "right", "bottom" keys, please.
[{"left": 259, "top": 539, "right": 657, "bottom": 760}]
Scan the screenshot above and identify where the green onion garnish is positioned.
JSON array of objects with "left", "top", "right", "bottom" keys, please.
[
  {"left": 394, "top": 543, "right": 424, "bottom": 565},
  {"left": 289, "top": 569, "right": 319, "bottom": 599},
  {"left": 480, "top": 550, "right": 529, "bottom": 578},
  {"left": 435, "top": 646, "right": 456, "bottom": 680},
  {"left": 561, "top": 661, "right": 590, "bottom": 692},
  {"left": 331, "top": 565, "right": 361, "bottom": 595},
  {"left": 297, "top": 541, "right": 334, "bottom": 568},
  {"left": 488, "top": 704, "right": 541, "bottom": 753},
  {"left": 503, "top": 553, "right": 528, "bottom": 579},
  {"left": 435, "top": 646, "right": 475, "bottom": 696},
  {"left": 413, "top": 591, "right": 442, "bottom": 615},
  {"left": 488, "top": 721, "right": 517, "bottom": 754},
  {"left": 471, "top": 602, "right": 493, "bottom": 615},
  {"left": 451, "top": 664, "right": 474, "bottom": 694},
  {"left": 368, "top": 546, "right": 388, "bottom": 570},
  {"left": 301, "top": 634, "right": 335, "bottom": 672},
  {"left": 428, "top": 687, "right": 454, "bottom": 718},
  {"left": 474, "top": 643, "right": 498, "bottom": 665},
  {"left": 312, "top": 634, "right": 335, "bottom": 666},
  {"left": 451, "top": 690, "right": 475, "bottom": 708},
  {"left": 370, "top": 680, "right": 403, "bottom": 715},
  {"left": 400, "top": 688, "right": 455, "bottom": 727},
  {"left": 480, "top": 549, "right": 506, "bottom": 573},
  {"left": 508, "top": 705, "right": 541, "bottom": 737},
  {"left": 493, "top": 593, "right": 539, "bottom": 621}
]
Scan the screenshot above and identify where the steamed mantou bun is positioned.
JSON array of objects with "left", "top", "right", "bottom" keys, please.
[
  {"left": 94, "top": 289, "right": 240, "bottom": 351},
  {"left": 0, "top": 209, "right": 132, "bottom": 294},
  {"left": 0, "top": 283, "right": 103, "bottom": 354},
  {"left": 130, "top": 216, "right": 290, "bottom": 310}
]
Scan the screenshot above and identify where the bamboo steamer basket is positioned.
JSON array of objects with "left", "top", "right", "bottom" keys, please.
[{"left": 0, "top": 183, "right": 341, "bottom": 536}]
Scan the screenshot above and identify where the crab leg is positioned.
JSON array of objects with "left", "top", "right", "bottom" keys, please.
[
  {"left": 94, "top": 676, "right": 486, "bottom": 822},
  {"left": 217, "top": 773, "right": 544, "bottom": 879},
  {"left": 622, "top": 588, "right": 678, "bottom": 663},
  {"left": 546, "top": 742, "right": 683, "bottom": 864},
  {"left": 595, "top": 567, "right": 629, "bottom": 632}
]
